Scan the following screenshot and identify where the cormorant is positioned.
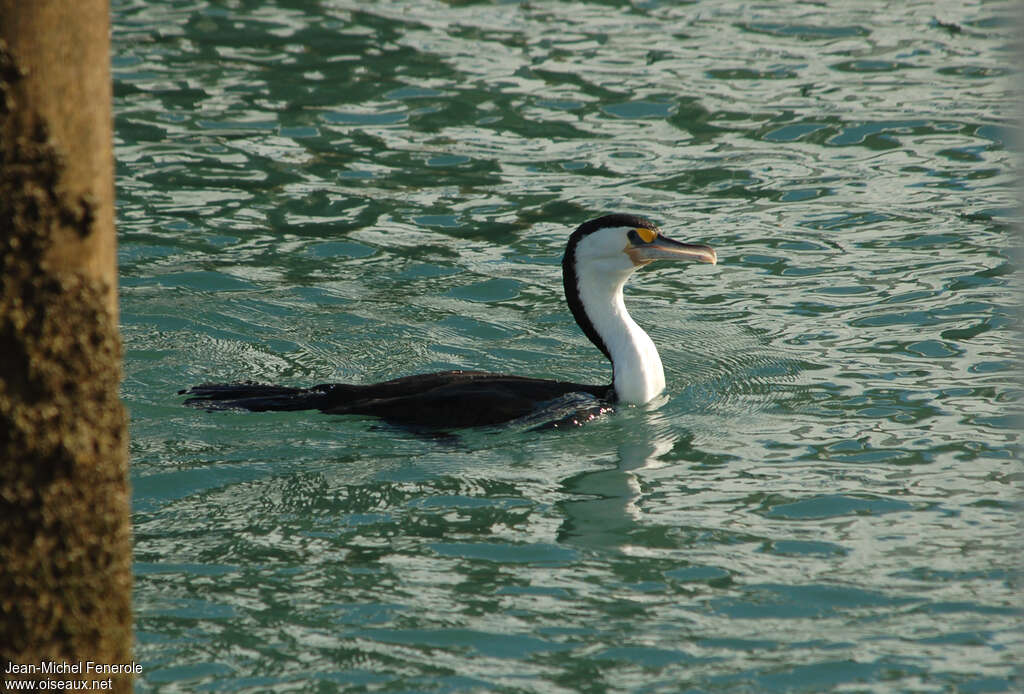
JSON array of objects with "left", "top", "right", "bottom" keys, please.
[{"left": 181, "top": 214, "right": 717, "bottom": 428}]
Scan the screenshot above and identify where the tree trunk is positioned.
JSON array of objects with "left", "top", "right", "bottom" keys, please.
[{"left": 0, "top": 0, "right": 133, "bottom": 690}]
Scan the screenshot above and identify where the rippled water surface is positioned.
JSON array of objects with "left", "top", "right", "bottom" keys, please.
[{"left": 115, "top": 0, "right": 1020, "bottom": 691}]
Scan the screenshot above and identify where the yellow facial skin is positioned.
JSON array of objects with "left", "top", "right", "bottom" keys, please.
[
  {"left": 625, "top": 227, "right": 659, "bottom": 265},
  {"left": 634, "top": 227, "right": 657, "bottom": 244},
  {"left": 625, "top": 227, "right": 718, "bottom": 267}
]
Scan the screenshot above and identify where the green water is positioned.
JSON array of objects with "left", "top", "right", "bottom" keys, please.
[{"left": 115, "top": 0, "right": 1020, "bottom": 691}]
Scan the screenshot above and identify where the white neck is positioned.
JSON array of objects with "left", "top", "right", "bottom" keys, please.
[{"left": 576, "top": 264, "right": 665, "bottom": 404}]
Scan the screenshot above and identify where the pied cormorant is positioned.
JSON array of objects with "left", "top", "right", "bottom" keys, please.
[{"left": 181, "top": 214, "right": 717, "bottom": 428}]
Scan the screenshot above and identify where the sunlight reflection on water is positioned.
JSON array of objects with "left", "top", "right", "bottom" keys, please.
[{"left": 115, "top": 0, "right": 1020, "bottom": 691}]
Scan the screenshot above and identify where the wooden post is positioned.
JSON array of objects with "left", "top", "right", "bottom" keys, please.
[{"left": 0, "top": 0, "right": 133, "bottom": 691}]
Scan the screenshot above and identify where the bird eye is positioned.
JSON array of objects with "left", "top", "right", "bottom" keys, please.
[{"left": 629, "top": 228, "right": 657, "bottom": 245}]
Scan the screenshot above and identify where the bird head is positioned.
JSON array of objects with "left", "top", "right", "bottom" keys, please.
[{"left": 567, "top": 214, "right": 717, "bottom": 276}]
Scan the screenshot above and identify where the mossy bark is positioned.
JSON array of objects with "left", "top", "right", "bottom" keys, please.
[{"left": 1, "top": 1, "right": 133, "bottom": 690}]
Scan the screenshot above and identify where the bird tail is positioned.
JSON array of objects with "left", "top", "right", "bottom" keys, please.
[{"left": 180, "top": 382, "right": 335, "bottom": 412}]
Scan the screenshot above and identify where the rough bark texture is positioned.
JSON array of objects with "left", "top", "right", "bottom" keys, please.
[{"left": 0, "top": 1, "right": 133, "bottom": 690}]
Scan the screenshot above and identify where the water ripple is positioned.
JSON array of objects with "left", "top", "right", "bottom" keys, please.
[{"left": 116, "top": 0, "right": 1019, "bottom": 691}]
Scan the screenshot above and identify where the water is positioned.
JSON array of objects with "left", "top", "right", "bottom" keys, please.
[{"left": 114, "top": 0, "right": 1020, "bottom": 691}]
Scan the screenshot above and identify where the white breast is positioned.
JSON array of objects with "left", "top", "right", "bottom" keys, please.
[{"left": 572, "top": 233, "right": 667, "bottom": 404}]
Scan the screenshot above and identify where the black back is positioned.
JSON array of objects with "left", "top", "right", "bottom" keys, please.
[{"left": 183, "top": 371, "right": 612, "bottom": 429}]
